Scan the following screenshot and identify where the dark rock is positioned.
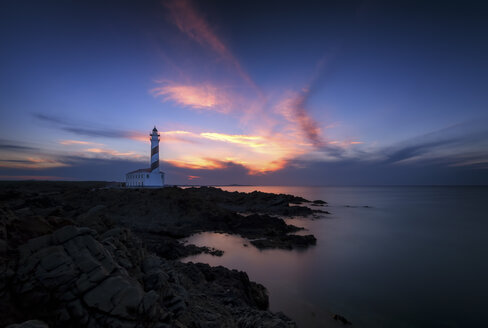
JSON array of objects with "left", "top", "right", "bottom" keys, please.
[
  {"left": 11, "top": 226, "right": 164, "bottom": 327},
  {"left": 332, "top": 313, "right": 352, "bottom": 325},
  {"left": 6, "top": 320, "right": 49, "bottom": 328},
  {"left": 251, "top": 234, "right": 317, "bottom": 250},
  {"left": 0, "top": 181, "right": 328, "bottom": 327}
]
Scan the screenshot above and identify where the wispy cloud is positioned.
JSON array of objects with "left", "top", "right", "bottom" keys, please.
[
  {"left": 379, "top": 119, "right": 488, "bottom": 168},
  {"left": 164, "top": 0, "right": 258, "bottom": 91},
  {"left": 34, "top": 113, "right": 143, "bottom": 141},
  {"left": 84, "top": 148, "right": 143, "bottom": 159},
  {"left": 0, "top": 141, "right": 36, "bottom": 151},
  {"left": 275, "top": 91, "right": 324, "bottom": 147},
  {"left": 33, "top": 113, "right": 68, "bottom": 125},
  {"left": 59, "top": 140, "right": 102, "bottom": 146},
  {"left": 0, "top": 157, "right": 69, "bottom": 169},
  {"left": 0, "top": 175, "right": 74, "bottom": 181}
]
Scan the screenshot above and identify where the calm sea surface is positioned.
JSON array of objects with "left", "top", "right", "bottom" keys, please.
[{"left": 181, "top": 186, "right": 488, "bottom": 328}]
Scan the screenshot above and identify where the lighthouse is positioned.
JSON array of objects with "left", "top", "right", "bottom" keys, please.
[
  {"left": 150, "top": 127, "right": 160, "bottom": 173},
  {"left": 125, "top": 126, "right": 165, "bottom": 187}
]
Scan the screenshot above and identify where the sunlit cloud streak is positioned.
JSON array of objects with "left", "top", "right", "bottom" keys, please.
[
  {"left": 200, "top": 133, "right": 265, "bottom": 148},
  {"left": 166, "top": 158, "right": 227, "bottom": 170}
]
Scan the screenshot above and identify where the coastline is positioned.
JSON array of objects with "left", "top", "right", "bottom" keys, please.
[{"left": 0, "top": 181, "right": 328, "bottom": 327}]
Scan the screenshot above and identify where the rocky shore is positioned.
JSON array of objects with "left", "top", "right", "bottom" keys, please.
[{"left": 0, "top": 181, "right": 328, "bottom": 327}]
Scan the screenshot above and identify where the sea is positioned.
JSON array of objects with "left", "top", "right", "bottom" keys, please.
[{"left": 181, "top": 186, "right": 488, "bottom": 328}]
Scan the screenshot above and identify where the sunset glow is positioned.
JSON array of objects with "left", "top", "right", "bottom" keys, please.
[{"left": 1, "top": 0, "right": 486, "bottom": 184}]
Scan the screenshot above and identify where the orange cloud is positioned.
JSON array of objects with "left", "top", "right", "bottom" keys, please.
[
  {"left": 166, "top": 158, "right": 227, "bottom": 170},
  {"left": 248, "top": 159, "right": 289, "bottom": 175},
  {"left": 148, "top": 128, "right": 310, "bottom": 174},
  {"left": 187, "top": 175, "right": 200, "bottom": 180}
]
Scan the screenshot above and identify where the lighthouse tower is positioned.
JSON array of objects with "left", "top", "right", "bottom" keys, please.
[
  {"left": 125, "top": 126, "right": 165, "bottom": 187},
  {"left": 150, "top": 126, "right": 160, "bottom": 172}
]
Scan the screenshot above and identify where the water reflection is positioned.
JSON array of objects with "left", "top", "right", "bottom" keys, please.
[
  {"left": 181, "top": 186, "right": 488, "bottom": 328},
  {"left": 181, "top": 231, "right": 339, "bottom": 327}
]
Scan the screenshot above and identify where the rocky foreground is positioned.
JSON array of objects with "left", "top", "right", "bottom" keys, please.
[{"left": 0, "top": 182, "right": 328, "bottom": 328}]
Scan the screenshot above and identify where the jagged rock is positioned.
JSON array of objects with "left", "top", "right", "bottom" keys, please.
[
  {"left": 237, "top": 310, "right": 296, "bottom": 328},
  {"left": 12, "top": 225, "right": 164, "bottom": 327},
  {"left": 6, "top": 320, "right": 49, "bottom": 328}
]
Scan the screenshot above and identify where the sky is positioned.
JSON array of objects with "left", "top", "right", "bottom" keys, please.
[{"left": 1, "top": 0, "right": 487, "bottom": 185}]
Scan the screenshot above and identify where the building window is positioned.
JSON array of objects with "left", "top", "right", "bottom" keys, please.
[{"left": 147, "top": 174, "right": 149, "bottom": 178}]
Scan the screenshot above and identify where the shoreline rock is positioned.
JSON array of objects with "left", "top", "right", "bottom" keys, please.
[{"left": 0, "top": 181, "right": 327, "bottom": 327}]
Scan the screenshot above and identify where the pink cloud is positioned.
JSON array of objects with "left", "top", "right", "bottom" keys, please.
[
  {"left": 275, "top": 91, "right": 325, "bottom": 148},
  {"left": 151, "top": 82, "right": 234, "bottom": 113}
]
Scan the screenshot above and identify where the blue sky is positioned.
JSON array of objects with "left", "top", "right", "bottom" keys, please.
[{"left": 1, "top": 0, "right": 487, "bottom": 184}]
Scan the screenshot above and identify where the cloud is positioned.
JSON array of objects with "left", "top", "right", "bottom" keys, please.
[
  {"left": 200, "top": 133, "right": 265, "bottom": 148},
  {"left": 187, "top": 175, "right": 200, "bottom": 180},
  {"left": 33, "top": 113, "right": 68, "bottom": 125},
  {"left": 59, "top": 140, "right": 102, "bottom": 146},
  {"left": 151, "top": 82, "right": 235, "bottom": 113},
  {"left": 275, "top": 91, "right": 325, "bottom": 147},
  {"left": 163, "top": 0, "right": 258, "bottom": 91},
  {"left": 166, "top": 158, "right": 228, "bottom": 170},
  {"left": 84, "top": 148, "right": 141, "bottom": 158},
  {"left": 62, "top": 127, "right": 132, "bottom": 139},
  {"left": 0, "top": 157, "right": 70, "bottom": 169},
  {"left": 380, "top": 119, "right": 488, "bottom": 168},
  {"left": 0, "top": 141, "right": 36, "bottom": 151},
  {"left": 0, "top": 175, "right": 74, "bottom": 181},
  {"left": 273, "top": 60, "right": 332, "bottom": 149},
  {"left": 33, "top": 113, "right": 145, "bottom": 141},
  {"left": 159, "top": 131, "right": 200, "bottom": 144}
]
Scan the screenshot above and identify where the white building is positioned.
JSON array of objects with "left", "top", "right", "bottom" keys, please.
[{"left": 126, "top": 127, "right": 165, "bottom": 187}]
